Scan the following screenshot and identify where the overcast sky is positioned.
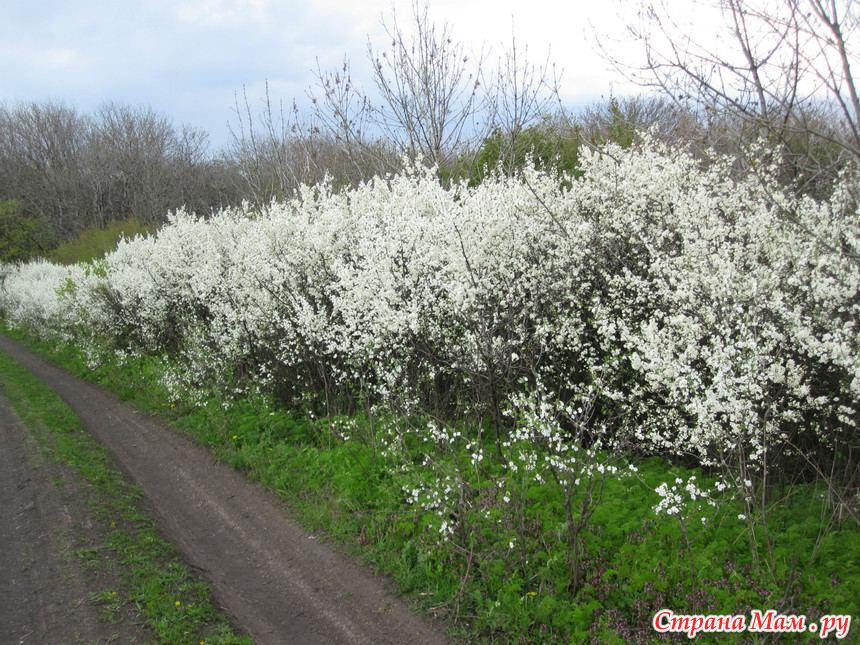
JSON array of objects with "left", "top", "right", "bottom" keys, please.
[{"left": 0, "top": 0, "right": 654, "bottom": 150}]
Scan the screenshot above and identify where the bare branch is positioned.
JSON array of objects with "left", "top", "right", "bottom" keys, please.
[{"left": 598, "top": 0, "right": 860, "bottom": 193}]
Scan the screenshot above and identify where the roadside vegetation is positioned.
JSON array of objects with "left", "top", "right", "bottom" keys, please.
[
  {"left": 0, "top": 349, "right": 251, "bottom": 645},
  {"left": 1, "top": 0, "right": 859, "bottom": 641},
  {"left": 3, "top": 314, "right": 858, "bottom": 644}
]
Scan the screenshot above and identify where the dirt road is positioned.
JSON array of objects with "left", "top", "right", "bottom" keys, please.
[
  {"left": 0, "top": 388, "right": 154, "bottom": 644},
  {"left": 0, "top": 335, "right": 450, "bottom": 645}
]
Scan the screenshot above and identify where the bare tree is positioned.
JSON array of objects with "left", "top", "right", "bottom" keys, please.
[
  {"left": 0, "top": 101, "right": 91, "bottom": 238},
  {"left": 480, "top": 26, "right": 563, "bottom": 177},
  {"left": 600, "top": 0, "right": 859, "bottom": 193},
  {"left": 296, "top": 1, "right": 486, "bottom": 183},
  {"left": 365, "top": 0, "right": 484, "bottom": 171},
  {"left": 307, "top": 59, "right": 399, "bottom": 184},
  {"left": 310, "top": 59, "right": 379, "bottom": 165},
  {"left": 0, "top": 100, "right": 234, "bottom": 251},
  {"left": 89, "top": 102, "right": 214, "bottom": 224},
  {"left": 239, "top": 2, "right": 566, "bottom": 190},
  {"left": 226, "top": 84, "right": 296, "bottom": 204},
  {"left": 226, "top": 80, "right": 396, "bottom": 204}
]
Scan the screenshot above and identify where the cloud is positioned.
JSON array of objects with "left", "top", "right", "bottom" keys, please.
[{"left": 0, "top": 0, "right": 653, "bottom": 149}]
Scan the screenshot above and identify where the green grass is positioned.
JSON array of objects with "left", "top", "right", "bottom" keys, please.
[
  {"left": 46, "top": 218, "right": 158, "bottom": 265},
  {"left": 0, "top": 348, "right": 250, "bottom": 645},
  {"left": 4, "top": 326, "right": 859, "bottom": 643}
]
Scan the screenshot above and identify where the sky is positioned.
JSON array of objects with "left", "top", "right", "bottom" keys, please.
[{"left": 0, "top": 0, "right": 659, "bottom": 151}]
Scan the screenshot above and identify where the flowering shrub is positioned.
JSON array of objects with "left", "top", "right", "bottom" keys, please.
[
  {"left": 0, "top": 259, "right": 80, "bottom": 338},
  {"left": 2, "top": 134, "right": 858, "bottom": 527}
]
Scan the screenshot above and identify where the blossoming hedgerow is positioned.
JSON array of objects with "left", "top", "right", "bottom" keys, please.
[{"left": 1, "top": 134, "right": 856, "bottom": 530}]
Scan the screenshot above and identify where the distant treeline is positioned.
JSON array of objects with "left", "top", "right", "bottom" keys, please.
[
  {"left": 0, "top": 102, "right": 242, "bottom": 260},
  {"left": 2, "top": 93, "right": 851, "bottom": 265}
]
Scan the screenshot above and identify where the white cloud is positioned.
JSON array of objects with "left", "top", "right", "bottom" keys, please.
[{"left": 0, "top": 0, "right": 661, "bottom": 148}]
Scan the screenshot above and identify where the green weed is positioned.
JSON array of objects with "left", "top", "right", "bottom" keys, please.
[{"left": 46, "top": 218, "right": 157, "bottom": 265}]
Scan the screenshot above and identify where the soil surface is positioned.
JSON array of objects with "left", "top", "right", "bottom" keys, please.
[
  {"left": 0, "top": 387, "right": 153, "bottom": 645},
  {"left": 0, "top": 335, "right": 450, "bottom": 645}
]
